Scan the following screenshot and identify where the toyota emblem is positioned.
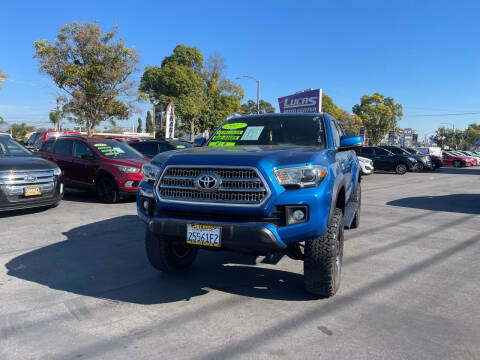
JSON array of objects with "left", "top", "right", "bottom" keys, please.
[{"left": 195, "top": 174, "right": 220, "bottom": 191}]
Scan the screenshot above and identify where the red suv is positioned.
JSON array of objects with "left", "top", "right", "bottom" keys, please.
[{"left": 40, "top": 137, "right": 148, "bottom": 203}]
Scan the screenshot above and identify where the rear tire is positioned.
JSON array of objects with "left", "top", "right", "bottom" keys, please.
[
  {"left": 96, "top": 176, "right": 119, "bottom": 203},
  {"left": 395, "top": 163, "right": 408, "bottom": 175},
  {"left": 304, "top": 208, "right": 344, "bottom": 298},
  {"left": 146, "top": 229, "right": 198, "bottom": 273}
]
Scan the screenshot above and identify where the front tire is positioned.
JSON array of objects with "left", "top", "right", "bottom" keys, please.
[
  {"left": 395, "top": 163, "right": 408, "bottom": 175},
  {"left": 96, "top": 176, "right": 119, "bottom": 203},
  {"left": 304, "top": 208, "right": 344, "bottom": 298},
  {"left": 146, "top": 229, "right": 198, "bottom": 273},
  {"left": 453, "top": 160, "right": 462, "bottom": 168},
  {"left": 416, "top": 162, "right": 424, "bottom": 172}
]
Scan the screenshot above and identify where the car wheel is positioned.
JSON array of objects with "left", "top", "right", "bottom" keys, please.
[
  {"left": 453, "top": 160, "right": 462, "bottom": 168},
  {"left": 96, "top": 176, "right": 119, "bottom": 203},
  {"left": 350, "top": 183, "right": 361, "bottom": 229},
  {"left": 395, "top": 163, "right": 408, "bottom": 175},
  {"left": 416, "top": 162, "right": 424, "bottom": 172},
  {"left": 304, "top": 208, "right": 344, "bottom": 298},
  {"left": 145, "top": 228, "right": 198, "bottom": 273}
]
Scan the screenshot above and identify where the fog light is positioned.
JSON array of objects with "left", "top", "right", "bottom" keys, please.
[
  {"left": 293, "top": 209, "right": 305, "bottom": 221},
  {"left": 286, "top": 205, "right": 309, "bottom": 225},
  {"left": 125, "top": 181, "right": 134, "bottom": 187}
]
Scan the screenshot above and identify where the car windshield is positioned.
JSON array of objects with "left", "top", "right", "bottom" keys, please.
[
  {"left": 90, "top": 141, "right": 144, "bottom": 159},
  {"left": 208, "top": 115, "right": 326, "bottom": 148},
  {"left": 0, "top": 136, "right": 33, "bottom": 156}
]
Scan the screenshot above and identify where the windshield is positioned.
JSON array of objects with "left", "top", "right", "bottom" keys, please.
[
  {"left": 91, "top": 141, "right": 144, "bottom": 159},
  {"left": 0, "top": 136, "right": 33, "bottom": 156},
  {"left": 208, "top": 115, "right": 326, "bottom": 148}
]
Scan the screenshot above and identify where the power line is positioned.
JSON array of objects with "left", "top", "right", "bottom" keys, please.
[{"left": 405, "top": 112, "right": 480, "bottom": 118}]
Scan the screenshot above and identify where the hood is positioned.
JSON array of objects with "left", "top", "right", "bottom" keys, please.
[
  {"left": 109, "top": 158, "right": 148, "bottom": 168},
  {"left": 151, "top": 145, "right": 333, "bottom": 169},
  {"left": 0, "top": 156, "right": 58, "bottom": 172}
]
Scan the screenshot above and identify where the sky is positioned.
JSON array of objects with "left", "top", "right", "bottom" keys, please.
[{"left": 0, "top": 0, "right": 479, "bottom": 139}]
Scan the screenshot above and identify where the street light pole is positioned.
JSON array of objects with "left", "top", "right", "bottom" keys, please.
[{"left": 236, "top": 75, "right": 260, "bottom": 114}]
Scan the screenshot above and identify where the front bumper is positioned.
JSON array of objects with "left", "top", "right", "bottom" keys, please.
[
  {"left": 149, "top": 218, "right": 286, "bottom": 254},
  {"left": 0, "top": 177, "right": 64, "bottom": 211}
]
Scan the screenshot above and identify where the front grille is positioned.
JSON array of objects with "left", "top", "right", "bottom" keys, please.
[
  {"left": 0, "top": 169, "right": 56, "bottom": 197},
  {"left": 157, "top": 166, "right": 270, "bottom": 206}
]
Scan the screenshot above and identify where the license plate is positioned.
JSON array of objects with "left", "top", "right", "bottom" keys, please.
[
  {"left": 186, "top": 224, "right": 221, "bottom": 247},
  {"left": 24, "top": 185, "right": 42, "bottom": 197}
]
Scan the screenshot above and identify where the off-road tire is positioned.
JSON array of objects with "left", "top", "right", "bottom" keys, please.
[
  {"left": 395, "top": 163, "right": 408, "bottom": 175},
  {"left": 304, "top": 208, "right": 344, "bottom": 298},
  {"left": 350, "top": 183, "right": 361, "bottom": 229},
  {"left": 146, "top": 229, "right": 198, "bottom": 273},
  {"left": 96, "top": 176, "right": 119, "bottom": 203}
]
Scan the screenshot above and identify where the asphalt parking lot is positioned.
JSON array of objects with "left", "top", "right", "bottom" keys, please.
[{"left": 1, "top": 167, "right": 479, "bottom": 360}]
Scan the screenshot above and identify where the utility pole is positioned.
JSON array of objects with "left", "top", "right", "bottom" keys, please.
[{"left": 236, "top": 75, "right": 261, "bottom": 114}]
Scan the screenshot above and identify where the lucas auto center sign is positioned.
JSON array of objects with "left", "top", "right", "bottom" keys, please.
[{"left": 278, "top": 89, "right": 322, "bottom": 113}]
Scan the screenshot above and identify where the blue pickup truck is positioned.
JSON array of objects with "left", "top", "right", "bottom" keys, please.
[{"left": 137, "top": 113, "right": 362, "bottom": 297}]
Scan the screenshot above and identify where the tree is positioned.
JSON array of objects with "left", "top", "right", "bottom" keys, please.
[
  {"left": 433, "top": 127, "right": 461, "bottom": 149},
  {"left": 145, "top": 111, "right": 153, "bottom": 133},
  {"left": 9, "top": 123, "right": 35, "bottom": 141},
  {"left": 0, "top": 69, "right": 7, "bottom": 90},
  {"left": 321, "top": 93, "right": 362, "bottom": 134},
  {"left": 198, "top": 52, "right": 244, "bottom": 132},
  {"left": 239, "top": 99, "right": 275, "bottom": 115},
  {"left": 352, "top": 93, "right": 403, "bottom": 145},
  {"left": 0, "top": 116, "right": 6, "bottom": 125},
  {"left": 140, "top": 45, "right": 204, "bottom": 141},
  {"left": 33, "top": 21, "right": 139, "bottom": 137},
  {"left": 461, "top": 123, "right": 480, "bottom": 150},
  {"left": 137, "top": 117, "right": 142, "bottom": 133},
  {"left": 139, "top": 46, "right": 244, "bottom": 140}
]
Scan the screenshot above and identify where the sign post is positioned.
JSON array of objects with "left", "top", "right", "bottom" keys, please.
[
  {"left": 165, "top": 101, "right": 175, "bottom": 139},
  {"left": 278, "top": 89, "right": 322, "bottom": 113}
]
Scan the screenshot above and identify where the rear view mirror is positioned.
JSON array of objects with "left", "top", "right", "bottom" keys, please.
[{"left": 338, "top": 135, "right": 362, "bottom": 151}]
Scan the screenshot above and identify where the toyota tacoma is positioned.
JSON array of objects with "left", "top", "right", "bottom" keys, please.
[{"left": 137, "top": 113, "right": 362, "bottom": 297}]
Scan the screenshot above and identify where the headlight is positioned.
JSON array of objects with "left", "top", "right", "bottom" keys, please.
[
  {"left": 408, "top": 157, "right": 417, "bottom": 162},
  {"left": 114, "top": 165, "right": 140, "bottom": 173},
  {"left": 141, "top": 163, "right": 161, "bottom": 182},
  {"left": 274, "top": 165, "right": 327, "bottom": 188},
  {"left": 53, "top": 167, "right": 62, "bottom": 176}
]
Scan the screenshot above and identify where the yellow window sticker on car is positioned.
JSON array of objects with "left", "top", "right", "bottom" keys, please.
[
  {"left": 208, "top": 141, "right": 236, "bottom": 147},
  {"left": 222, "top": 123, "right": 247, "bottom": 130},
  {"left": 176, "top": 145, "right": 186, "bottom": 148}
]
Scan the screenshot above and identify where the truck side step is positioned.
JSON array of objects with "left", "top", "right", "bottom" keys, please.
[{"left": 344, "top": 200, "right": 359, "bottom": 229}]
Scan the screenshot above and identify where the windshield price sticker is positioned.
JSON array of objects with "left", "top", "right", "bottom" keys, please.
[
  {"left": 240, "top": 126, "right": 264, "bottom": 141},
  {"left": 208, "top": 141, "right": 236, "bottom": 147}
]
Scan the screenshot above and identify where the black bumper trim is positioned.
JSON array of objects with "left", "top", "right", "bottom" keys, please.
[{"left": 149, "top": 218, "right": 286, "bottom": 253}]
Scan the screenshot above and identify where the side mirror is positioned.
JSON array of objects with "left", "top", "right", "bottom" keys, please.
[
  {"left": 194, "top": 137, "right": 207, "bottom": 147},
  {"left": 81, "top": 154, "right": 96, "bottom": 160},
  {"left": 338, "top": 135, "right": 362, "bottom": 151}
]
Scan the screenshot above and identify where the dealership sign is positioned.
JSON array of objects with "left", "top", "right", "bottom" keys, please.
[
  {"left": 278, "top": 89, "right": 322, "bottom": 113},
  {"left": 165, "top": 101, "right": 175, "bottom": 139}
]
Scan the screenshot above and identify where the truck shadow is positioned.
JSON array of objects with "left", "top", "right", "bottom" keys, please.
[
  {"left": 387, "top": 194, "right": 480, "bottom": 214},
  {"left": 5, "top": 215, "right": 315, "bottom": 304}
]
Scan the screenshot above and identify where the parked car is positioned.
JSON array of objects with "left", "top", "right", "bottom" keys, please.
[
  {"left": 449, "top": 151, "right": 477, "bottom": 166},
  {"left": 358, "top": 156, "right": 374, "bottom": 175},
  {"left": 456, "top": 151, "right": 480, "bottom": 165},
  {"left": 26, "top": 131, "right": 81, "bottom": 152},
  {"left": 415, "top": 146, "right": 442, "bottom": 158},
  {"left": 442, "top": 151, "right": 475, "bottom": 167},
  {"left": 356, "top": 146, "right": 417, "bottom": 174},
  {"left": 138, "top": 113, "right": 362, "bottom": 298},
  {"left": 128, "top": 139, "right": 193, "bottom": 159},
  {"left": 403, "top": 146, "right": 440, "bottom": 170},
  {"left": 380, "top": 145, "right": 433, "bottom": 171},
  {"left": 40, "top": 136, "right": 148, "bottom": 203},
  {"left": 0, "top": 136, "right": 63, "bottom": 211}
]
